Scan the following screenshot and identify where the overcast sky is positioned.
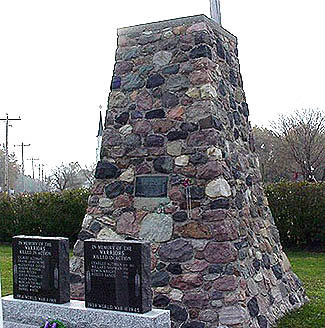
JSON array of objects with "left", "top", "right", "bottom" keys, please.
[{"left": 1, "top": 0, "right": 325, "bottom": 177}]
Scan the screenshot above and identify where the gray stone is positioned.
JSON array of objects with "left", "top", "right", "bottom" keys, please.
[
  {"left": 166, "top": 75, "right": 190, "bottom": 91},
  {"left": 153, "top": 51, "right": 173, "bottom": 69},
  {"left": 97, "top": 226, "right": 122, "bottom": 240},
  {"left": 175, "top": 155, "right": 189, "bottom": 167},
  {"left": 139, "top": 213, "right": 173, "bottom": 242},
  {"left": 2, "top": 296, "right": 170, "bottom": 328},
  {"left": 167, "top": 141, "right": 182, "bottom": 156},
  {"left": 159, "top": 239, "right": 193, "bottom": 262},
  {"left": 99, "top": 198, "right": 114, "bottom": 208},
  {"left": 205, "top": 179, "right": 231, "bottom": 198},
  {"left": 219, "top": 305, "right": 249, "bottom": 325},
  {"left": 153, "top": 157, "right": 174, "bottom": 174},
  {"left": 122, "top": 73, "right": 145, "bottom": 91}
]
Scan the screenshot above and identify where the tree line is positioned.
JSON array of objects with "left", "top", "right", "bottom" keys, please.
[{"left": 254, "top": 108, "right": 325, "bottom": 183}]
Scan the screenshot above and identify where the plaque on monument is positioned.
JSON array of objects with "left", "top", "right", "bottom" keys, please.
[
  {"left": 84, "top": 239, "right": 152, "bottom": 313},
  {"left": 12, "top": 236, "right": 70, "bottom": 304},
  {"left": 135, "top": 176, "right": 168, "bottom": 198}
]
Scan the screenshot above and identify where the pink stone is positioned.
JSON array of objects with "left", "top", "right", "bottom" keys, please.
[
  {"left": 212, "top": 220, "right": 238, "bottom": 241},
  {"left": 204, "top": 242, "right": 237, "bottom": 263},
  {"left": 188, "top": 129, "right": 218, "bottom": 147},
  {"left": 175, "top": 164, "right": 197, "bottom": 177},
  {"left": 116, "top": 212, "right": 139, "bottom": 235},
  {"left": 170, "top": 274, "right": 203, "bottom": 291},
  {"left": 133, "top": 120, "right": 152, "bottom": 135},
  {"left": 91, "top": 182, "right": 105, "bottom": 195},
  {"left": 184, "top": 260, "right": 209, "bottom": 272},
  {"left": 202, "top": 209, "right": 227, "bottom": 221},
  {"left": 189, "top": 70, "right": 211, "bottom": 85},
  {"left": 214, "top": 275, "right": 239, "bottom": 291},
  {"left": 114, "top": 194, "right": 132, "bottom": 208},
  {"left": 183, "top": 292, "right": 209, "bottom": 307},
  {"left": 169, "top": 186, "right": 184, "bottom": 202},
  {"left": 197, "top": 161, "right": 223, "bottom": 180},
  {"left": 152, "top": 119, "right": 175, "bottom": 133},
  {"left": 176, "top": 222, "right": 212, "bottom": 239},
  {"left": 136, "top": 162, "right": 152, "bottom": 174},
  {"left": 167, "top": 106, "right": 185, "bottom": 120},
  {"left": 187, "top": 22, "right": 208, "bottom": 33},
  {"left": 136, "top": 90, "right": 153, "bottom": 110}
]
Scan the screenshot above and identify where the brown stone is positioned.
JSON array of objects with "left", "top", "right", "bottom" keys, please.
[
  {"left": 204, "top": 242, "right": 237, "bottom": 263},
  {"left": 177, "top": 222, "right": 212, "bottom": 239},
  {"left": 183, "top": 292, "right": 209, "bottom": 308},
  {"left": 197, "top": 161, "right": 223, "bottom": 180},
  {"left": 116, "top": 212, "right": 139, "bottom": 235},
  {"left": 167, "top": 106, "right": 185, "bottom": 120},
  {"left": 202, "top": 210, "right": 227, "bottom": 221},
  {"left": 187, "top": 129, "right": 218, "bottom": 147},
  {"left": 174, "top": 164, "right": 197, "bottom": 177},
  {"left": 152, "top": 119, "right": 175, "bottom": 133},
  {"left": 169, "top": 186, "right": 184, "bottom": 202},
  {"left": 91, "top": 182, "right": 105, "bottom": 195},
  {"left": 189, "top": 70, "right": 211, "bottom": 85},
  {"left": 135, "top": 162, "right": 152, "bottom": 174},
  {"left": 133, "top": 120, "right": 152, "bottom": 135},
  {"left": 212, "top": 220, "right": 238, "bottom": 241},
  {"left": 113, "top": 194, "right": 132, "bottom": 208},
  {"left": 170, "top": 274, "right": 203, "bottom": 290},
  {"left": 189, "top": 309, "right": 199, "bottom": 319},
  {"left": 184, "top": 260, "right": 209, "bottom": 272},
  {"left": 136, "top": 89, "right": 153, "bottom": 110},
  {"left": 213, "top": 275, "right": 239, "bottom": 291}
]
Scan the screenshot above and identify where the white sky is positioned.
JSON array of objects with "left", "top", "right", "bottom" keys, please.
[{"left": 1, "top": 0, "right": 325, "bottom": 176}]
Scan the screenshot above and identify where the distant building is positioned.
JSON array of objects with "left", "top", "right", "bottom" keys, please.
[{"left": 96, "top": 111, "right": 103, "bottom": 163}]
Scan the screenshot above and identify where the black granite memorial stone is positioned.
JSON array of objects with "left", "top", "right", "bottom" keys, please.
[
  {"left": 12, "top": 236, "right": 70, "bottom": 304},
  {"left": 84, "top": 239, "right": 152, "bottom": 313},
  {"left": 135, "top": 176, "right": 168, "bottom": 198}
]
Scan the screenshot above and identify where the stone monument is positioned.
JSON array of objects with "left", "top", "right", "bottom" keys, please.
[
  {"left": 71, "top": 14, "right": 307, "bottom": 328},
  {"left": 13, "top": 236, "right": 70, "bottom": 304}
]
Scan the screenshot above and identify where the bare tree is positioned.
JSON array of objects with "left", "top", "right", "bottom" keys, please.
[
  {"left": 48, "top": 162, "right": 83, "bottom": 191},
  {"left": 271, "top": 108, "right": 325, "bottom": 181},
  {"left": 253, "top": 126, "right": 292, "bottom": 182}
]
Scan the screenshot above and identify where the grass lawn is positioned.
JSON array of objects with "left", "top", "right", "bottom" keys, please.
[{"left": 0, "top": 246, "right": 324, "bottom": 327}]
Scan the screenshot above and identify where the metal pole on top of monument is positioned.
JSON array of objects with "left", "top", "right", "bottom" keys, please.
[{"left": 210, "top": 0, "right": 221, "bottom": 25}]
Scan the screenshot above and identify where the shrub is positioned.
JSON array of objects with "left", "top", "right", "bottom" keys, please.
[
  {"left": 265, "top": 182, "right": 325, "bottom": 249},
  {"left": 0, "top": 188, "right": 89, "bottom": 245}
]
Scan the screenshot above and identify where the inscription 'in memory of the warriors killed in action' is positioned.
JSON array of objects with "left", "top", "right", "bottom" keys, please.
[
  {"left": 135, "top": 176, "right": 168, "bottom": 198},
  {"left": 84, "top": 239, "right": 152, "bottom": 314},
  {"left": 12, "top": 236, "right": 70, "bottom": 304}
]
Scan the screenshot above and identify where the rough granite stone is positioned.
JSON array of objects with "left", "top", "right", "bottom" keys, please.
[{"left": 2, "top": 296, "right": 170, "bottom": 328}]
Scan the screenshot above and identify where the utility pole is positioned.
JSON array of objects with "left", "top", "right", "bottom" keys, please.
[
  {"left": 41, "top": 164, "right": 46, "bottom": 182},
  {"left": 27, "top": 157, "right": 39, "bottom": 179},
  {"left": 0, "top": 113, "right": 21, "bottom": 194},
  {"left": 14, "top": 142, "right": 31, "bottom": 192}
]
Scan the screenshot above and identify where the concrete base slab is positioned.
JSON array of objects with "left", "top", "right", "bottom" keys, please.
[{"left": 2, "top": 296, "right": 170, "bottom": 328}]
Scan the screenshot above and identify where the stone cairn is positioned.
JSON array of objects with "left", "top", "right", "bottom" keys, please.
[{"left": 71, "top": 15, "right": 307, "bottom": 328}]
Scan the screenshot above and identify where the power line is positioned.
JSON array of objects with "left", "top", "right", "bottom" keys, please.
[
  {"left": 0, "top": 114, "right": 21, "bottom": 194},
  {"left": 14, "top": 142, "right": 31, "bottom": 192}
]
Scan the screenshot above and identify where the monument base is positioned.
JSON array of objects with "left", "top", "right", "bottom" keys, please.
[{"left": 2, "top": 296, "right": 170, "bottom": 328}]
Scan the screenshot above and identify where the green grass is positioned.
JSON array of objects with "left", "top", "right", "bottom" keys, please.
[
  {"left": 0, "top": 246, "right": 324, "bottom": 327},
  {"left": 277, "top": 251, "right": 325, "bottom": 328},
  {"left": 0, "top": 245, "right": 12, "bottom": 296}
]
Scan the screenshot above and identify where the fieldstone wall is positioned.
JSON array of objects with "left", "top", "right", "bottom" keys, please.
[{"left": 71, "top": 15, "right": 307, "bottom": 328}]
